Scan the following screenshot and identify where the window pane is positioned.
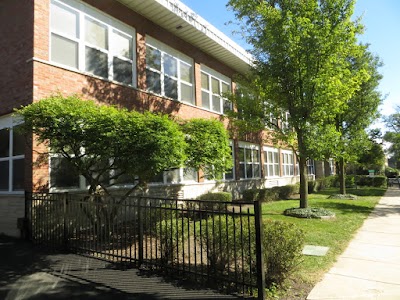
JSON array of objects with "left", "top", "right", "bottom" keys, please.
[
  {"left": 85, "top": 47, "right": 108, "bottom": 78},
  {"left": 85, "top": 18, "right": 108, "bottom": 49},
  {"left": 13, "top": 126, "right": 25, "bottom": 156},
  {"left": 224, "top": 169, "right": 234, "bottom": 180},
  {"left": 0, "top": 161, "right": 9, "bottom": 191},
  {"left": 223, "top": 99, "right": 232, "bottom": 113},
  {"left": 268, "top": 165, "right": 273, "bottom": 176},
  {"left": 273, "top": 152, "right": 279, "bottom": 163},
  {"left": 274, "top": 165, "right": 280, "bottom": 176},
  {"left": 212, "top": 78, "right": 220, "bottom": 94},
  {"left": 183, "top": 168, "right": 197, "bottom": 181},
  {"left": 146, "top": 70, "right": 161, "bottom": 94},
  {"left": 212, "top": 95, "right": 221, "bottom": 112},
  {"left": 180, "top": 63, "right": 192, "bottom": 83},
  {"left": 165, "top": 77, "right": 178, "bottom": 99},
  {"left": 12, "top": 159, "right": 24, "bottom": 191},
  {"left": 239, "top": 148, "right": 245, "bottom": 162},
  {"left": 267, "top": 152, "right": 273, "bottom": 163},
  {"left": 164, "top": 54, "right": 177, "bottom": 77},
  {"left": 246, "top": 164, "right": 253, "bottom": 179},
  {"left": 202, "top": 91, "right": 210, "bottom": 109},
  {"left": 0, "top": 128, "right": 10, "bottom": 158},
  {"left": 51, "top": 2, "right": 78, "bottom": 38},
  {"left": 239, "top": 164, "right": 245, "bottom": 179},
  {"left": 51, "top": 157, "right": 80, "bottom": 188},
  {"left": 113, "top": 57, "right": 132, "bottom": 84},
  {"left": 245, "top": 149, "right": 251, "bottom": 162},
  {"left": 165, "top": 168, "right": 180, "bottom": 183},
  {"left": 146, "top": 47, "right": 161, "bottom": 70},
  {"left": 221, "top": 82, "right": 230, "bottom": 94},
  {"left": 254, "top": 164, "right": 260, "bottom": 177},
  {"left": 201, "top": 73, "right": 209, "bottom": 89},
  {"left": 51, "top": 34, "right": 78, "bottom": 68},
  {"left": 113, "top": 31, "right": 131, "bottom": 58},
  {"left": 253, "top": 150, "right": 259, "bottom": 162},
  {"left": 181, "top": 83, "right": 194, "bottom": 104}
]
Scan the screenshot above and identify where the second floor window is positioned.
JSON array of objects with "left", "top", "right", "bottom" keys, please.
[
  {"left": 201, "top": 66, "right": 231, "bottom": 114},
  {"left": 145, "top": 37, "right": 194, "bottom": 105},
  {"left": 50, "top": 0, "right": 135, "bottom": 85}
]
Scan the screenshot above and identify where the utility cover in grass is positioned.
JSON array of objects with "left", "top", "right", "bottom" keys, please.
[
  {"left": 302, "top": 245, "right": 330, "bottom": 256},
  {"left": 284, "top": 207, "right": 335, "bottom": 219}
]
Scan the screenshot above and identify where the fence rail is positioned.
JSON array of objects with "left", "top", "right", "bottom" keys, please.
[{"left": 26, "top": 192, "right": 265, "bottom": 299}]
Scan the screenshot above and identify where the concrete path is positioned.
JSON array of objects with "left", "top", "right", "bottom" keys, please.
[
  {"left": 307, "top": 187, "right": 400, "bottom": 300},
  {"left": 0, "top": 236, "right": 238, "bottom": 300}
]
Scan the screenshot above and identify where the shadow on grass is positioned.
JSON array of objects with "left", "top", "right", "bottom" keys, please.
[{"left": 314, "top": 202, "right": 374, "bottom": 215}]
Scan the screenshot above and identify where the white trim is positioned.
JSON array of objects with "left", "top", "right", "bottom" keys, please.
[{"left": 263, "top": 146, "right": 280, "bottom": 178}]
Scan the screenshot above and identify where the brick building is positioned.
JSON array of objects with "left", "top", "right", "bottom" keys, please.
[{"left": 0, "top": 0, "right": 304, "bottom": 237}]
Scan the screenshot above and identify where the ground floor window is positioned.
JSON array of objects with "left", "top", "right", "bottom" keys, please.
[
  {"left": 282, "top": 150, "right": 294, "bottom": 177},
  {"left": 307, "top": 159, "right": 315, "bottom": 175},
  {"left": 238, "top": 142, "right": 260, "bottom": 179},
  {"left": 0, "top": 115, "right": 25, "bottom": 193},
  {"left": 264, "top": 147, "right": 280, "bottom": 177}
]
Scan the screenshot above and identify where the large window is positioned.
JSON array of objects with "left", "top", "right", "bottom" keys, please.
[
  {"left": 0, "top": 116, "right": 25, "bottom": 193},
  {"left": 282, "top": 150, "right": 294, "bottom": 176},
  {"left": 238, "top": 142, "right": 260, "bottom": 179},
  {"left": 264, "top": 147, "right": 280, "bottom": 177},
  {"left": 201, "top": 66, "right": 231, "bottom": 114},
  {"left": 146, "top": 37, "right": 194, "bottom": 104},
  {"left": 307, "top": 159, "right": 315, "bottom": 175},
  {"left": 50, "top": 0, "right": 135, "bottom": 85}
]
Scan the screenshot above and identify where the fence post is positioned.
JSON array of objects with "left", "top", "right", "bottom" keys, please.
[
  {"left": 138, "top": 197, "right": 144, "bottom": 266},
  {"left": 24, "top": 191, "right": 31, "bottom": 240},
  {"left": 63, "top": 192, "right": 69, "bottom": 251},
  {"left": 254, "top": 200, "right": 266, "bottom": 300}
]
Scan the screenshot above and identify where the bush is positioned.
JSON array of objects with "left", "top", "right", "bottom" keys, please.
[
  {"left": 356, "top": 175, "right": 387, "bottom": 188},
  {"left": 284, "top": 207, "right": 335, "bottom": 219},
  {"left": 143, "top": 203, "right": 178, "bottom": 234},
  {"left": 242, "top": 188, "right": 278, "bottom": 202},
  {"left": 262, "top": 220, "right": 305, "bottom": 285},
  {"left": 320, "top": 176, "right": 336, "bottom": 189},
  {"left": 276, "top": 184, "right": 299, "bottom": 199},
  {"left": 242, "top": 189, "right": 259, "bottom": 201},
  {"left": 156, "top": 217, "right": 188, "bottom": 264},
  {"left": 385, "top": 167, "right": 399, "bottom": 178},
  {"left": 199, "top": 217, "right": 305, "bottom": 287},
  {"left": 308, "top": 180, "right": 320, "bottom": 194},
  {"left": 197, "top": 192, "right": 232, "bottom": 211}
]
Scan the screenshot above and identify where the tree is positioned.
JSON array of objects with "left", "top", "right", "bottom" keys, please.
[
  {"left": 16, "top": 95, "right": 232, "bottom": 197},
  {"left": 333, "top": 47, "right": 383, "bottom": 194},
  {"left": 228, "top": 0, "right": 368, "bottom": 207},
  {"left": 384, "top": 107, "right": 400, "bottom": 168}
]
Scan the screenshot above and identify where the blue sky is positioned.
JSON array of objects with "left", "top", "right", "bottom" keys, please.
[{"left": 180, "top": 0, "right": 400, "bottom": 127}]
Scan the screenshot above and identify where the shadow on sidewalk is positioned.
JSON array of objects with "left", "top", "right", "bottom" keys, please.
[{"left": 0, "top": 236, "right": 238, "bottom": 300}]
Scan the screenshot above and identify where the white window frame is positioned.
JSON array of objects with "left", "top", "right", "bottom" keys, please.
[
  {"left": 50, "top": 0, "right": 136, "bottom": 86},
  {"left": 201, "top": 65, "right": 232, "bottom": 114},
  {"left": 282, "top": 150, "right": 294, "bottom": 177},
  {"left": 145, "top": 36, "right": 194, "bottom": 105},
  {"left": 0, "top": 115, "right": 25, "bottom": 194},
  {"left": 238, "top": 142, "right": 260, "bottom": 180},
  {"left": 307, "top": 159, "right": 315, "bottom": 175},
  {"left": 263, "top": 147, "right": 280, "bottom": 178},
  {"left": 281, "top": 111, "right": 290, "bottom": 130}
]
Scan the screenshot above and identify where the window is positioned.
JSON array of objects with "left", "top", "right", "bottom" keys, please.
[
  {"left": 282, "top": 150, "right": 294, "bottom": 176},
  {"left": 238, "top": 142, "right": 260, "bottom": 179},
  {"left": 0, "top": 116, "right": 25, "bottom": 193},
  {"left": 281, "top": 112, "right": 290, "bottom": 131},
  {"left": 224, "top": 142, "right": 235, "bottom": 180},
  {"left": 264, "top": 147, "right": 280, "bottom": 177},
  {"left": 201, "top": 66, "right": 231, "bottom": 114},
  {"left": 146, "top": 37, "right": 194, "bottom": 104},
  {"left": 50, "top": 0, "right": 135, "bottom": 85},
  {"left": 307, "top": 159, "right": 315, "bottom": 175}
]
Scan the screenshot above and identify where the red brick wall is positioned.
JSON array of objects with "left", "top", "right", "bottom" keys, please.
[{"left": 0, "top": 0, "right": 34, "bottom": 116}]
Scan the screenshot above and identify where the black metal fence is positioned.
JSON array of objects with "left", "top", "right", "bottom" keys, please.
[{"left": 25, "top": 192, "right": 266, "bottom": 299}]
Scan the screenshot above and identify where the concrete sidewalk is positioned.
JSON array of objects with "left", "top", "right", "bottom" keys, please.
[
  {"left": 307, "top": 187, "right": 400, "bottom": 300},
  {"left": 0, "top": 236, "right": 238, "bottom": 300}
]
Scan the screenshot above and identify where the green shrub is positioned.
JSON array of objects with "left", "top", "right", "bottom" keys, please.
[
  {"left": 308, "top": 180, "right": 320, "bottom": 194},
  {"left": 321, "top": 176, "right": 336, "bottom": 189},
  {"left": 143, "top": 203, "right": 178, "bottom": 234},
  {"left": 198, "top": 192, "right": 232, "bottom": 211},
  {"left": 385, "top": 167, "right": 399, "bottom": 178},
  {"left": 156, "top": 217, "right": 188, "bottom": 264},
  {"left": 284, "top": 207, "right": 335, "bottom": 219},
  {"left": 262, "top": 220, "right": 305, "bottom": 285},
  {"left": 276, "top": 184, "right": 299, "bottom": 199},
  {"left": 356, "top": 175, "right": 387, "bottom": 188},
  {"left": 242, "top": 189, "right": 259, "bottom": 201}
]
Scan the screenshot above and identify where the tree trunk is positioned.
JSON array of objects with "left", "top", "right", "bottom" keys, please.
[
  {"left": 339, "top": 157, "right": 346, "bottom": 194},
  {"left": 299, "top": 155, "right": 308, "bottom": 208}
]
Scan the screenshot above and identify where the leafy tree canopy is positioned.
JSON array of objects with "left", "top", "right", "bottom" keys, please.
[
  {"left": 384, "top": 108, "right": 400, "bottom": 168},
  {"left": 16, "top": 95, "right": 232, "bottom": 196}
]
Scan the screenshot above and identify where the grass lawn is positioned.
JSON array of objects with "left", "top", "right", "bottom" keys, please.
[{"left": 260, "top": 187, "right": 386, "bottom": 298}]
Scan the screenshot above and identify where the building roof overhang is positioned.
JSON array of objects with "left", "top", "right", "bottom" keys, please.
[{"left": 117, "top": 0, "right": 253, "bottom": 74}]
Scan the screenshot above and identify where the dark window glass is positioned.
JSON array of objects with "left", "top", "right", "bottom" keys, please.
[
  {"left": 113, "top": 57, "right": 132, "bottom": 84},
  {"left": 146, "top": 47, "right": 161, "bottom": 70},
  {"left": 85, "top": 47, "right": 108, "bottom": 78},
  {"left": 13, "top": 126, "right": 25, "bottom": 156},
  {"left": 50, "top": 157, "right": 80, "bottom": 188},
  {"left": 146, "top": 70, "right": 161, "bottom": 94},
  {"left": 164, "top": 77, "right": 178, "bottom": 99},
  {"left": 0, "top": 128, "right": 10, "bottom": 158},
  {"left": 0, "top": 161, "right": 9, "bottom": 191},
  {"left": 12, "top": 159, "right": 24, "bottom": 191}
]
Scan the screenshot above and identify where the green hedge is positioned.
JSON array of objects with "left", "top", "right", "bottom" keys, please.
[
  {"left": 242, "top": 184, "right": 299, "bottom": 202},
  {"left": 356, "top": 175, "right": 387, "bottom": 188},
  {"left": 197, "top": 192, "right": 232, "bottom": 211}
]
